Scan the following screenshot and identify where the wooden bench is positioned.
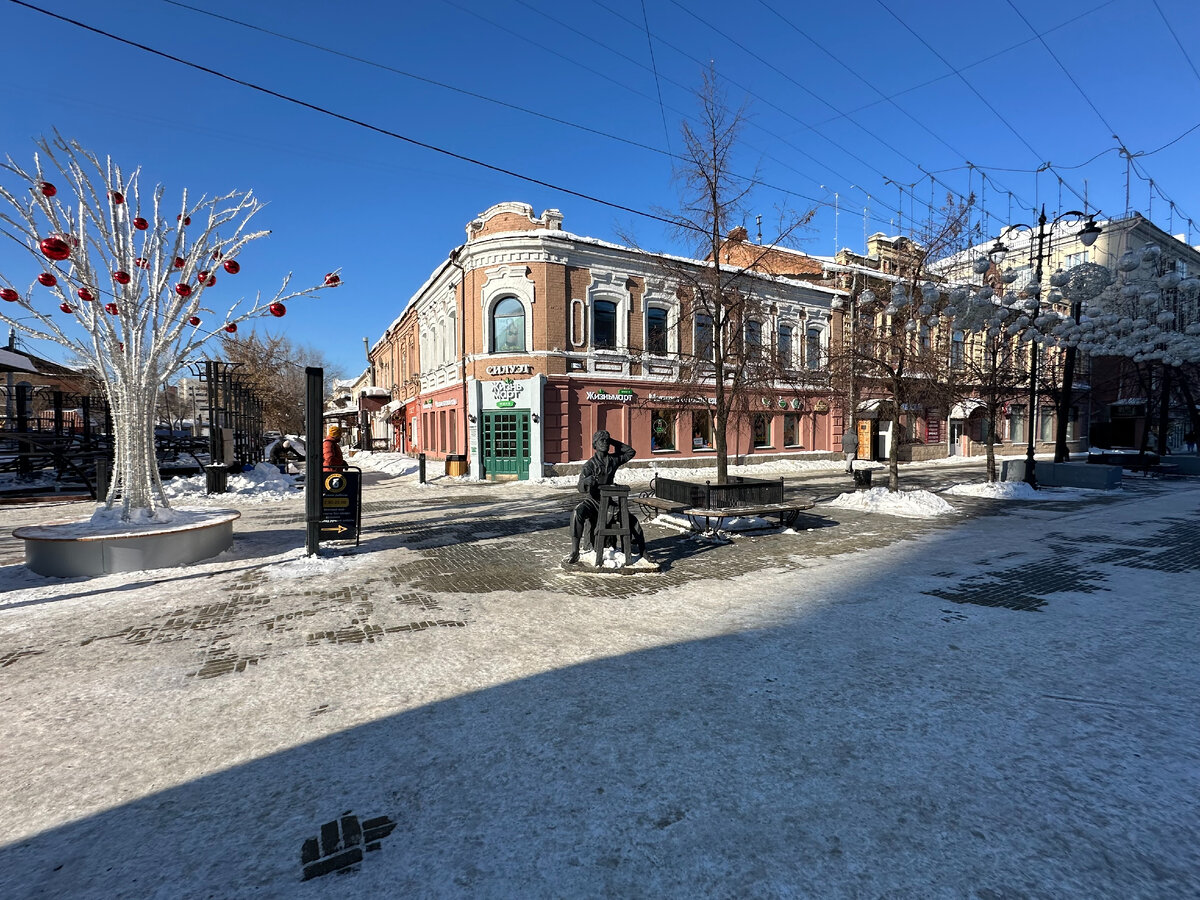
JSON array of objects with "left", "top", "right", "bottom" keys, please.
[
  {"left": 685, "top": 500, "right": 816, "bottom": 531},
  {"left": 629, "top": 495, "right": 691, "bottom": 520},
  {"left": 632, "top": 495, "right": 816, "bottom": 531}
]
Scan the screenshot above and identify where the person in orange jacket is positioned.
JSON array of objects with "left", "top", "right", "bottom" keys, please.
[{"left": 323, "top": 424, "right": 346, "bottom": 471}]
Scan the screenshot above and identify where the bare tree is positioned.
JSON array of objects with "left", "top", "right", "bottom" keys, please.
[
  {"left": 830, "top": 194, "right": 973, "bottom": 490},
  {"left": 220, "top": 330, "right": 344, "bottom": 434},
  {"left": 627, "top": 66, "right": 814, "bottom": 481}
]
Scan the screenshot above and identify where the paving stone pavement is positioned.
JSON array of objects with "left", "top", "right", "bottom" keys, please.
[{"left": 0, "top": 464, "right": 1194, "bottom": 680}]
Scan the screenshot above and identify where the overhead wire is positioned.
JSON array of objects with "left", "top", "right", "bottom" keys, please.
[
  {"left": 753, "top": 0, "right": 1022, "bottom": 233},
  {"left": 6, "top": 0, "right": 688, "bottom": 232},
  {"left": 1006, "top": 0, "right": 1199, "bottom": 234},
  {"left": 156, "top": 0, "right": 865, "bottom": 228}
]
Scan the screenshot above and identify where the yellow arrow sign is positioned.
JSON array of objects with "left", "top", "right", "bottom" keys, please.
[{"left": 321, "top": 524, "right": 348, "bottom": 534}]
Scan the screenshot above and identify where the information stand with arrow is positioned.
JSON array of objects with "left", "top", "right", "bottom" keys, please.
[{"left": 319, "top": 466, "right": 362, "bottom": 546}]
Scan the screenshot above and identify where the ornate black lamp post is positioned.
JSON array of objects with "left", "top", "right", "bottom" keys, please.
[{"left": 988, "top": 208, "right": 1101, "bottom": 488}]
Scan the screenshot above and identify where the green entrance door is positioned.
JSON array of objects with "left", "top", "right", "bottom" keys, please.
[{"left": 482, "top": 411, "right": 531, "bottom": 479}]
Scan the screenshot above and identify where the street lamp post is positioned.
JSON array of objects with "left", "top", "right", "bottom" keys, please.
[{"left": 988, "top": 207, "right": 1101, "bottom": 488}]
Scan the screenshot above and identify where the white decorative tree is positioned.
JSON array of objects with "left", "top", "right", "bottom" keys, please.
[{"left": 0, "top": 135, "right": 339, "bottom": 522}]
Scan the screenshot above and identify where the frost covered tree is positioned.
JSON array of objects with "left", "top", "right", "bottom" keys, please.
[
  {"left": 1066, "top": 245, "right": 1200, "bottom": 454},
  {"left": 0, "top": 136, "right": 339, "bottom": 521}
]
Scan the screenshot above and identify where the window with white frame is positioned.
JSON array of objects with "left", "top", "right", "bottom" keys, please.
[
  {"left": 777, "top": 323, "right": 794, "bottom": 368},
  {"left": 491, "top": 297, "right": 525, "bottom": 353},
  {"left": 1065, "top": 250, "right": 1089, "bottom": 269},
  {"left": 646, "top": 306, "right": 670, "bottom": 354},
  {"left": 593, "top": 300, "right": 618, "bottom": 350},
  {"left": 745, "top": 319, "right": 763, "bottom": 360},
  {"left": 694, "top": 313, "right": 714, "bottom": 361},
  {"left": 805, "top": 326, "right": 823, "bottom": 370}
]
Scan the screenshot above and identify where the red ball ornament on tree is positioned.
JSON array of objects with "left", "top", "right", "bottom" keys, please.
[
  {"left": 133, "top": 217, "right": 149, "bottom": 230},
  {"left": 223, "top": 260, "right": 240, "bottom": 274},
  {"left": 38, "top": 272, "right": 57, "bottom": 287},
  {"left": 39, "top": 182, "right": 57, "bottom": 197},
  {"left": 268, "top": 302, "right": 286, "bottom": 317},
  {"left": 174, "top": 257, "right": 185, "bottom": 269},
  {"left": 113, "top": 270, "right": 131, "bottom": 285},
  {"left": 1, "top": 288, "right": 18, "bottom": 302},
  {"left": 175, "top": 283, "right": 192, "bottom": 297},
  {"left": 201, "top": 274, "right": 216, "bottom": 287},
  {"left": 104, "top": 302, "right": 119, "bottom": 315},
  {"left": 324, "top": 272, "right": 341, "bottom": 287},
  {"left": 177, "top": 214, "right": 191, "bottom": 226},
  {"left": 188, "top": 316, "right": 201, "bottom": 326},
  {"left": 135, "top": 258, "right": 150, "bottom": 269},
  {"left": 59, "top": 302, "right": 73, "bottom": 314},
  {"left": 224, "top": 323, "right": 237, "bottom": 333},
  {"left": 77, "top": 287, "right": 95, "bottom": 302},
  {"left": 39, "top": 236, "right": 71, "bottom": 261},
  {"left": 109, "top": 190, "right": 125, "bottom": 205}
]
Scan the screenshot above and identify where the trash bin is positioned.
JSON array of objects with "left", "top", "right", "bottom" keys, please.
[
  {"left": 445, "top": 453, "right": 468, "bottom": 477},
  {"left": 853, "top": 468, "right": 872, "bottom": 489},
  {"left": 205, "top": 463, "right": 229, "bottom": 494}
]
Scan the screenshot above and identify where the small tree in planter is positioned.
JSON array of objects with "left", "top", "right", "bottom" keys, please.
[{"left": 0, "top": 135, "right": 339, "bottom": 522}]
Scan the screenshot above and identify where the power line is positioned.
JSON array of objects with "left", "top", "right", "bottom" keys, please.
[
  {"left": 753, "top": 0, "right": 1022, "bottom": 230},
  {"left": 7, "top": 0, "right": 686, "bottom": 231},
  {"left": 639, "top": 0, "right": 674, "bottom": 157},
  {"left": 155, "top": 0, "right": 843, "bottom": 225}
]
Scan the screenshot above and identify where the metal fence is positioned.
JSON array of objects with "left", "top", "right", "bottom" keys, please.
[{"left": 654, "top": 475, "right": 783, "bottom": 509}]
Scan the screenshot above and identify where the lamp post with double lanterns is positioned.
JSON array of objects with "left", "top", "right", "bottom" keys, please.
[{"left": 987, "top": 207, "right": 1101, "bottom": 488}]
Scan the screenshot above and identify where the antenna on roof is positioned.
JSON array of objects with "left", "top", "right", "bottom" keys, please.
[{"left": 756, "top": 215, "right": 762, "bottom": 244}]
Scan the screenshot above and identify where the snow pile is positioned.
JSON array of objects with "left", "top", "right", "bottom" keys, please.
[
  {"left": 351, "top": 452, "right": 420, "bottom": 478},
  {"left": 160, "top": 463, "right": 300, "bottom": 504},
  {"left": 944, "top": 481, "right": 1098, "bottom": 501},
  {"left": 827, "top": 486, "right": 956, "bottom": 518}
]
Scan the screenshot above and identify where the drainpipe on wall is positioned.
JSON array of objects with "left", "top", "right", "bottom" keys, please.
[{"left": 448, "top": 246, "right": 471, "bottom": 470}]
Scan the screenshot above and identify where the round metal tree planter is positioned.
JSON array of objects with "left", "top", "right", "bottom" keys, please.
[{"left": 13, "top": 509, "right": 241, "bottom": 578}]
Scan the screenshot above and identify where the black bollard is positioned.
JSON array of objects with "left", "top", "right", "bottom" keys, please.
[{"left": 418, "top": 452, "right": 426, "bottom": 484}]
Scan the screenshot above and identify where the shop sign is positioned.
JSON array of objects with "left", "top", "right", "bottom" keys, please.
[
  {"left": 486, "top": 364, "right": 533, "bottom": 376},
  {"left": 434, "top": 398, "right": 457, "bottom": 408},
  {"left": 488, "top": 377, "right": 526, "bottom": 409},
  {"left": 586, "top": 387, "right": 636, "bottom": 403},
  {"left": 647, "top": 392, "right": 716, "bottom": 406},
  {"left": 814, "top": 400, "right": 829, "bottom": 413}
]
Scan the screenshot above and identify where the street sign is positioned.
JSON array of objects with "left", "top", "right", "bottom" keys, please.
[{"left": 319, "top": 466, "right": 361, "bottom": 545}]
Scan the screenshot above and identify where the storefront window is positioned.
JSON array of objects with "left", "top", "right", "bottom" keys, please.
[
  {"left": 1010, "top": 405, "right": 1026, "bottom": 443},
  {"left": 692, "top": 411, "right": 712, "bottom": 449},
  {"left": 651, "top": 410, "right": 676, "bottom": 451},
  {"left": 491, "top": 297, "right": 525, "bottom": 353},
  {"left": 753, "top": 414, "right": 771, "bottom": 448},
  {"left": 647, "top": 307, "right": 669, "bottom": 354},
  {"left": 784, "top": 413, "right": 800, "bottom": 447},
  {"left": 594, "top": 300, "right": 618, "bottom": 350},
  {"left": 1040, "top": 405, "right": 1055, "bottom": 443}
]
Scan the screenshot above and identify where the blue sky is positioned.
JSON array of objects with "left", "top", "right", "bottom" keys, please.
[{"left": 3, "top": 0, "right": 1199, "bottom": 377}]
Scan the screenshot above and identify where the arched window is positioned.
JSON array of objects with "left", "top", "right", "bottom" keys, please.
[
  {"left": 491, "top": 297, "right": 525, "bottom": 353},
  {"left": 694, "top": 313, "right": 714, "bottom": 361},
  {"left": 806, "top": 327, "right": 823, "bottom": 370},
  {"left": 745, "top": 320, "right": 762, "bottom": 360},
  {"left": 777, "top": 324, "right": 793, "bottom": 367},
  {"left": 646, "top": 306, "right": 669, "bottom": 354},
  {"left": 593, "top": 300, "right": 618, "bottom": 350}
]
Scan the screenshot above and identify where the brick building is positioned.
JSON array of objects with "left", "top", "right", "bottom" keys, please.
[{"left": 369, "top": 203, "right": 846, "bottom": 480}]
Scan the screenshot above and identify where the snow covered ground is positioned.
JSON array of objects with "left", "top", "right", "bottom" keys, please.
[{"left": 0, "top": 458, "right": 1196, "bottom": 897}]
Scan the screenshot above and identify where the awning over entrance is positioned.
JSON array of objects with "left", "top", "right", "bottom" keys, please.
[
  {"left": 950, "top": 399, "right": 985, "bottom": 419},
  {"left": 857, "top": 398, "right": 885, "bottom": 419}
]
